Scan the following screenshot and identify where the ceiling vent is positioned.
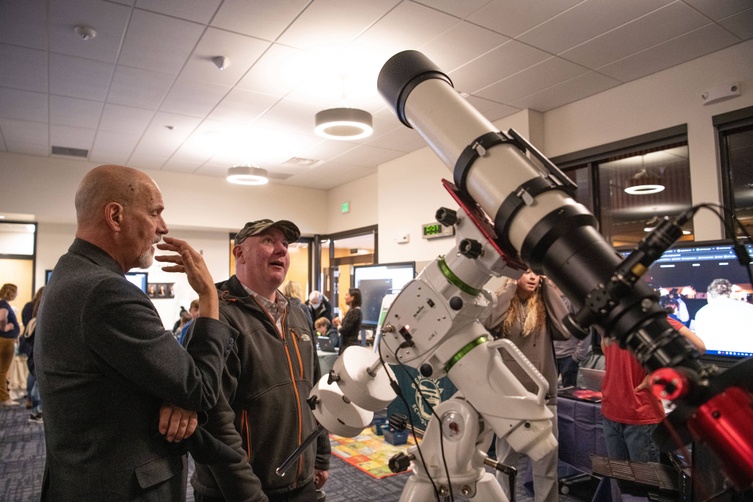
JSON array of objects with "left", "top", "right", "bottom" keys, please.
[
  {"left": 283, "top": 157, "right": 323, "bottom": 168},
  {"left": 51, "top": 146, "right": 89, "bottom": 158}
]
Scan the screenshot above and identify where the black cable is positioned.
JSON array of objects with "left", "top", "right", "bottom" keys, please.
[
  {"left": 692, "top": 203, "right": 753, "bottom": 288},
  {"left": 392, "top": 346, "right": 455, "bottom": 502},
  {"left": 377, "top": 341, "right": 441, "bottom": 500}
]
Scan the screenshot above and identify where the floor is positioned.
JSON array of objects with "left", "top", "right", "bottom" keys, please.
[{"left": 0, "top": 396, "right": 600, "bottom": 501}]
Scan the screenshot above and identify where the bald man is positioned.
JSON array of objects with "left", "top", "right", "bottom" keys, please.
[{"left": 36, "top": 165, "right": 238, "bottom": 501}]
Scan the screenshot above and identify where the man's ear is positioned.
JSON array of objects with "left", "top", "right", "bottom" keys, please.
[
  {"left": 232, "top": 245, "right": 243, "bottom": 263},
  {"left": 105, "top": 202, "right": 124, "bottom": 231}
]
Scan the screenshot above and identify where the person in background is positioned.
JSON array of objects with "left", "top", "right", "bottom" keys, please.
[
  {"left": 337, "top": 288, "right": 362, "bottom": 354},
  {"left": 178, "top": 299, "right": 200, "bottom": 346},
  {"left": 694, "top": 278, "right": 753, "bottom": 353},
  {"left": 668, "top": 288, "right": 690, "bottom": 326},
  {"left": 21, "top": 286, "right": 44, "bottom": 409},
  {"left": 22, "top": 288, "right": 44, "bottom": 423},
  {"left": 484, "top": 269, "right": 571, "bottom": 502},
  {"left": 283, "top": 280, "right": 313, "bottom": 325},
  {"left": 552, "top": 285, "right": 592, "bottom": 388},
  {"left": 173, "top": 307, "right": 192, "bottom": 338},
  {"left": 0, "top": 283, "right": 20, "bottom": 407},
  {"left": 315, "top": 316, "right": 339, "bottom": 352},
  {"left": 187, "top": 219, "right": 330, "bottom": 502},
  {"left": 35, "top": 164, "right": 238, "bottom": 501},
  {"left": 307, "top": 290, "right": 332, "bottom": 323},
  {"left": 600, "top": 316, "right": 705, "bottom": 496}
]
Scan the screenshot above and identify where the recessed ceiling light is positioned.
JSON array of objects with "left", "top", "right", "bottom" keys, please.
[
  {"left": 227, "top": 165, "right": 269, "bottom": 185},
  {"left": 314, "top": 108, "right": 373, "bottom": 140}
]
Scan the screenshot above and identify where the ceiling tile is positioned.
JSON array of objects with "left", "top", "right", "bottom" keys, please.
[
  {"left": 211, "top": 0, "right": 309, "bottom": 41},
  {"left": 108, "top": 66, "right": 174, "bottom": 108},
  {"left": 50, "top": 125, "right": 96, "bottom": 151},
  {"left": 682, "top": 0, "right": 753, "bottom": 20},
  {"left": 0, "top": 88, "right": 47, "bottom": 122},
  {"left": 0, "top": 1, "right": 47, "bottom": 50},
  {"left": 118, "top": 9, "right": 204, "bottom": 73},
  {"left": 90, "top": 130, "right": 141, "bottom": 164},
  {"left": 207, "top": 88, "right": 280, "bottom": 124},
  {"left": 160, "top": 77, "right": 230, "bottom": 117},
  {"left": 518, "top": 0, "right": 674, "bottom": 54},
  {"left": 50, "top": 96, "right": 104, "bottom": 129},
  {"left": 283, "top": 161, "right": 375, "bottom": 190},
  {"left": 0, "top": 119, "right": 48, "bottom": 155},
  {"left": 419, "top": 21, "right": 508, "bottom": 73},
  {"left": 476, "top": 57, "right": 589, "bottom": 104},
  {"left": 49, "top": 0, "right": 130, "bottom": 63},
  {"left": 49, "top": 54, "right": 114, "bottom": 101},
  {"left": 179, "top": 28, "right": 270, "bottom": 86},
  {"left": 350, "top": 1, "right": 458, "bottom": 57},
  {"left": 99, "top": 104, "right": 154, "bottom": 134},
  {"left": 330, "top": 144, "right": 403, "bottom": 167},
  {"left": 449, "top": 40, "right": 550, "bottom": 94},
  {"left": 510, "top": 71, "right": 621, "bottom": 112},
  {"left": 719, "top": 7, "right": 753, "bottom": 40},
  {"left": 467, "top": 0, "right": 582, "bottom": 38},
  {"left": 277, "top": 0, "right": 401, "bottom": 51},
  {"left": 597, "top": 24, "right": 741, "bottom": 82},
  {"left": 135, "top": 0, "right": 223, "bottom": 24},
  {"left": 0, "top": 45, "right": 47, "bottom": 92},
  {"left": 560, "top": 2, "right": 710, "bottom": 68},
  {"left": 235, "top": 44, "right": 319, "bottom": 97},
  {"left": 413, "top": 0, "right": 493, "bottom": 19}
]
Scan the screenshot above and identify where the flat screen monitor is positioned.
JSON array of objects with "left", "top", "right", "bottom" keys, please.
[
  {"left": 46, "top": 270, "right": 149, "bottom": 294},
  {"left": 353, "top": 262, "right": 415, "bottom": 329},
  {"left": 125, "top": 272, "right": 149, "bottom": 294},
  {"left": 619, "top": 240, "right": 753, "bottom": 364}
]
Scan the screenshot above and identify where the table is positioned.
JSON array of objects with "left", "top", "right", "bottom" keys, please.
[
  {"left": 318, "top": 351, "right": 338, "bottom": 377},
  {"left": 557, "top": 395, "right": 609, "bottom": 473}
]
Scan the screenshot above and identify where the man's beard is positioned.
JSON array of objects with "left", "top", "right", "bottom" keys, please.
[{"left": 137, "top": 246, "right": 154, "bottom": 269}]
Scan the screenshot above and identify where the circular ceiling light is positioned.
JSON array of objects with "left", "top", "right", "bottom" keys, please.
[
  {"left": 227, "top": 165, "right": 269, "bottom": 185},
  {"left": 314, "top": 108, "right": 373, "bottom": 140},
  {"left": 624, "top": 184, "right": 665, "bottom": 195}
]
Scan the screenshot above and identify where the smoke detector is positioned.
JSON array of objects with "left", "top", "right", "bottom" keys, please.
[{"left": 74, "top": 25, "right": 97, "bottom": 41}]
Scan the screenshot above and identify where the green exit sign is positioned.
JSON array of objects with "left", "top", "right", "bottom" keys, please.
[{"left": 341, "top": 201, "right": 350, "bottom": 214}]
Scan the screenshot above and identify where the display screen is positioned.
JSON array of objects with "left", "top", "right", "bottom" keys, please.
[
  {"left": 620, "top": 240, "right": 753, "bottom": 363},
  {"left": 46, "top": 270, "right": 149, "bottom": 294},
  {"left": 353, "top": 262, "right": 415, "bottom": 328},
  {"left": 423, "top": 224, "right": 443, "bottom": 236},
  {"left": 125, "top": 272, "right": 149, "bottom": 294}
]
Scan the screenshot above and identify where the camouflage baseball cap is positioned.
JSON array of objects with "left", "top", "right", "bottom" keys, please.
[{"left": 234, "top": 219, "right": 300, "bottom": 244}]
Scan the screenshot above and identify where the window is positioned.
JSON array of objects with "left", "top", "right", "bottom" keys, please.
[
  {"left": 553, "top": 126, "right": 693, "bottom": 247},
  {"left": 715, "top": 106, "right": 753, "bottom": 238}
]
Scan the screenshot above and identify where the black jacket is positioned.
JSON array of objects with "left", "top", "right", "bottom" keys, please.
[{"left": 189, "top": 275, "right": 330, "bottom": 501}]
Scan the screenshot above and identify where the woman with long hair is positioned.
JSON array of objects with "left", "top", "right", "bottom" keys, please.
[
  {"left": 0, "top": 283, "right": 20, "bottom": 407},
  {"left": 485, "top": 270, "right": 571, "bottom": 502},
  {"left": 338, "top": 288, "right": 362, "bottom": 354}
]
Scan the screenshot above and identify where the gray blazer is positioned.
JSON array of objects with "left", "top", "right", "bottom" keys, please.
[{"left": 36, "top": 239, "right": 237, "bottom": 501}]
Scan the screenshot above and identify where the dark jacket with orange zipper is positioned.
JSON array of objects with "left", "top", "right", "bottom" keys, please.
[{"left": 188, "top": 275, "right": 330, "bottom": 501}]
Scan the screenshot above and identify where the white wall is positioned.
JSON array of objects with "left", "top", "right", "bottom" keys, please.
[
  {"left": 0, "top": 153, "right": 328, "bottom": 236},
  {"left": 325, "top": 173, "right": 379, "bottom": 234}
]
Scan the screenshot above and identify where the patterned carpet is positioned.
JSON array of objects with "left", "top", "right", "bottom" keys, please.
[
  {"left": 329, "top": 426, "right": 419, "bottom": 479},
  {"left": 0, "top": 401, "right": 599, "bottom": 501}
]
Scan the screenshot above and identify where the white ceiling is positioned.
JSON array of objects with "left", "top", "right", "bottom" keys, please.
[{"left": 0, "top": 0, "right": 751, "bottom": 190}]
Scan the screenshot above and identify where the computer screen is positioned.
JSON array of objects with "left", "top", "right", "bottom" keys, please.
[
  {"left": 353, "top": 262, "right": 415, "bottom": 328},
  {"left": 620, "top": 240, "right": 753, "bottom": 363},
  {"left": 45, "top": 270, "right": 149, "bottom": 294},
  {"left": 125, "top": 272, "right": 149, "bottom": 294}
]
